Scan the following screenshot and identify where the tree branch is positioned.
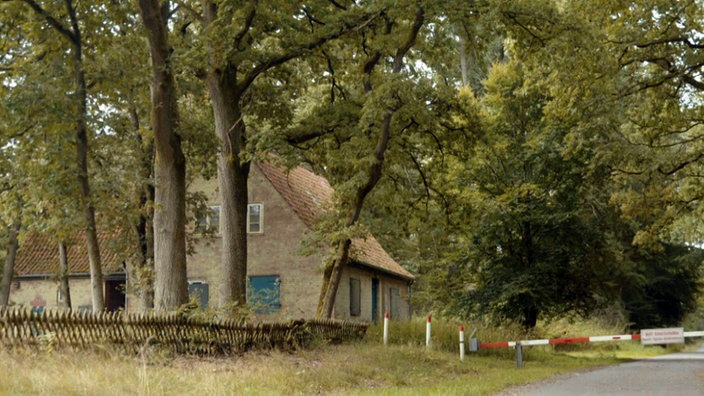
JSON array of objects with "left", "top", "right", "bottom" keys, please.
[
  {"left": 658, "top": 152, "right": 704, "bottom": 176},
  {"left": 238, "top": 10, "right": 383, "bottom": 93},
  {"left": 504, "top": 12, "right": 546, "bottom": 46},
  {"left": 20, "top": 0, "right": 77, "bottom": 44},
  {"left": 328, "top": 0, "right": 347, "bottom": 10},
  {"left": 234, "top": 2, "right": 256, "bottom": 51},
  {"left": 682, "top": 74, "right": 704, "bottom": 91},
  {"left": 172, "top": 0, "right": 203, "bottom": 21},
  {"left": 303, "top": 5, "right": 326, "bottom": 31}
]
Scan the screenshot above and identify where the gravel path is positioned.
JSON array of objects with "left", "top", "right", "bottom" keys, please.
[{"left": 496, "top": 345, "right": 704, "bottom": 396}]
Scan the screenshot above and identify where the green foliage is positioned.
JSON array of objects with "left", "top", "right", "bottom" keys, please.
[
  {"left": 620, "top": 245, "right": 704, "bottom": 328},
  {"left": 1, "top": 0, "right": 702, "bottom": 327},
  {"left": 443, "top": 60, "right": 619, "bottom": 328}
]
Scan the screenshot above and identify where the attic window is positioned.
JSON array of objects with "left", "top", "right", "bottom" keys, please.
[{"left": 247, "top": 203, "right": 263, "bottom": 233}]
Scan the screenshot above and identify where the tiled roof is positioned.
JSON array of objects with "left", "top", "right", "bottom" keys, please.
[
  {"left": 14, "top": 232, "right": 124, "bottom": 277},
  {"left": 256, "top": 161, "right": 414, "bottom": 280}
]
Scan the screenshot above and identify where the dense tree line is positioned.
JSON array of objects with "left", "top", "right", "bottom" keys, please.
[{"left": 1, "top": 0, "right": 702, "bottom": 328}]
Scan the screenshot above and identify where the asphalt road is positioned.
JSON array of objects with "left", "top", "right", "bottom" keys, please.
[{"left": 497, "top": 344, "right": 704, "bottom": 396}]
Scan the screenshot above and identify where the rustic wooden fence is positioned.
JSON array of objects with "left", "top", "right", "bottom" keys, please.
[{"left": 0, "top": 307, "right": 368, "bottom": 355}]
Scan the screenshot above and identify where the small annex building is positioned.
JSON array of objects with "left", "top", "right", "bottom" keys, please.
[
  {"left": 6, "top": 161, "right": 414, "bottom": 322},
  {"left": 9, "top": 233, "right": 127, "bottom": 313}
]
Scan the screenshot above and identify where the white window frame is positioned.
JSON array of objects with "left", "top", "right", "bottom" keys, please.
[{"left": 247, "top": 203, "right": 263, "bottom": 234}]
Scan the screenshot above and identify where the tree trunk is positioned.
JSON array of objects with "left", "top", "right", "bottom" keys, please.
[
  {"left": 520, "top": 219, "right": 537, "bottom": 328},
  {"left": 459, "top": 34, "right": 468, "bottom": 86},
  {"left": 204, "top": 63, "right": 251, "bottom": 309},
  {"left": 22, "top": 0, "right": 105, "bottom": 310},
  {"left": 0, "top": 218, "right": 20, "bottom": 308},
  {"left": 58, "top": 241, "right": 72, "bottom": 309},
  {"left": 202, "top": 3, "right": 252, "bottom": 309},
  {"left": 522, "top": 305, "right": 538, "bottom": 329},
  {"left": 63, "top": 0, "right": 104, "bottom": 312},
  {"left": 317, "top": 5, "right": 425, "bottom": 318},
  {"left": 131, "top": 104, "right": 155, "bottom": 310},
  {"left": 138, "top": 0, "right": 188, "bottom": 311},
  {"left": 317, "top": 239, "right": 352, "bottom": 317}
]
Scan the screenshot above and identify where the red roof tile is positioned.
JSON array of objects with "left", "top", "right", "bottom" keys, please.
[
  {"left": 14, "top": 232, "right": 124, "bottom": 276},
  {"left": 256, "top": 161, "right": 414, "bottom": 280}
]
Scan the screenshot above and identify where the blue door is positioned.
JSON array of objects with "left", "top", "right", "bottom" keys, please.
[{"left": 371, "top": 278, "right": 379, "bottom": 322}]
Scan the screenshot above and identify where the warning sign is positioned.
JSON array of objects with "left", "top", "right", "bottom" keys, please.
[{"left": 640, "top": 328, "right": 685, "bottom": 345}]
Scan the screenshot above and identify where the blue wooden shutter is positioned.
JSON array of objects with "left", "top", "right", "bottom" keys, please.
[{"left": 248, "top": 275, "right": 280, "bottom": 313}]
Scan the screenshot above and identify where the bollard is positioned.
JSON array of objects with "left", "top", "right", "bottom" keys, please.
[
  {"left": 515, "top": 342, "right": 523, "bottom": 369},
  {"left": 383, "top": 312, "right": 389, "bottom": 345},
  {"left": 459, "top": 326, "right": 465, "bottom": 361},
  {"left": 426, "top": 315, "right": 432, "bottom": 348}
]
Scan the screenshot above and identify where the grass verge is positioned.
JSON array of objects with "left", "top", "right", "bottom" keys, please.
[{"left": 0, "top": 316, "right": 683, "bottom": 395}]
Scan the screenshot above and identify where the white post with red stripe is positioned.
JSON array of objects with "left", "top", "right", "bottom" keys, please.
[
  {"left": 459, "top": 326, "right": 465, "bottom": 361},
  {"left": 426, "top": 315, "right": 432, "bottom": 348},
  {"left": 383, "top": 312, "right": 389, "bottom": 345}
]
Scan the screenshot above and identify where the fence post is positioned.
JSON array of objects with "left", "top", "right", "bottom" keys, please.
[
  {"left": 383, "top": 312, "right": 389, "bottom": 345},
  {"left": 459, "top": 325, "right": 465, "bottom": 361},
  {"left": 426, "top": 315, "right": 432, "bottom": 348}
]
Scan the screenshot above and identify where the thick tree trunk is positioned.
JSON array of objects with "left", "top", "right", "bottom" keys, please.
[
  {"left": 202, "top": 3, "right": 252, "bottom": 309},
  {"left": 58, "top": 242, "right": 72, "bottom": 309},
  {"left": 138, "top": 0, "right": 188, "bottom": 311},
  {"left": 0, "top": 219, "right": 20, "bottom": 308},
  {"left": 317, "top": 6, "right": 425, "bottom": 318},
  {"left": 216, "top": 144, "right": 250, "bottom": 309},
  {"left": 205, "top": 65, "right": 250, "bottom": 308}
]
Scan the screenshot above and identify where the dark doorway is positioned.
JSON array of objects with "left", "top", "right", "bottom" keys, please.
[{"left": 104, "top": 276, "right": 126, "bottom": 312}]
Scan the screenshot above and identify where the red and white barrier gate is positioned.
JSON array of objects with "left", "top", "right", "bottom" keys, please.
[
  {"left": 479, "top": 330, "right": 704, "bottom": 349},
  {"left": 474, "top": 329, "right": 704, "bottom": 369}
]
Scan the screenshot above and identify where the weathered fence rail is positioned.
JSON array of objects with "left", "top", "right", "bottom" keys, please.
[{"left": 0, "top": 307, "right": 367, "bottom": 355}]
